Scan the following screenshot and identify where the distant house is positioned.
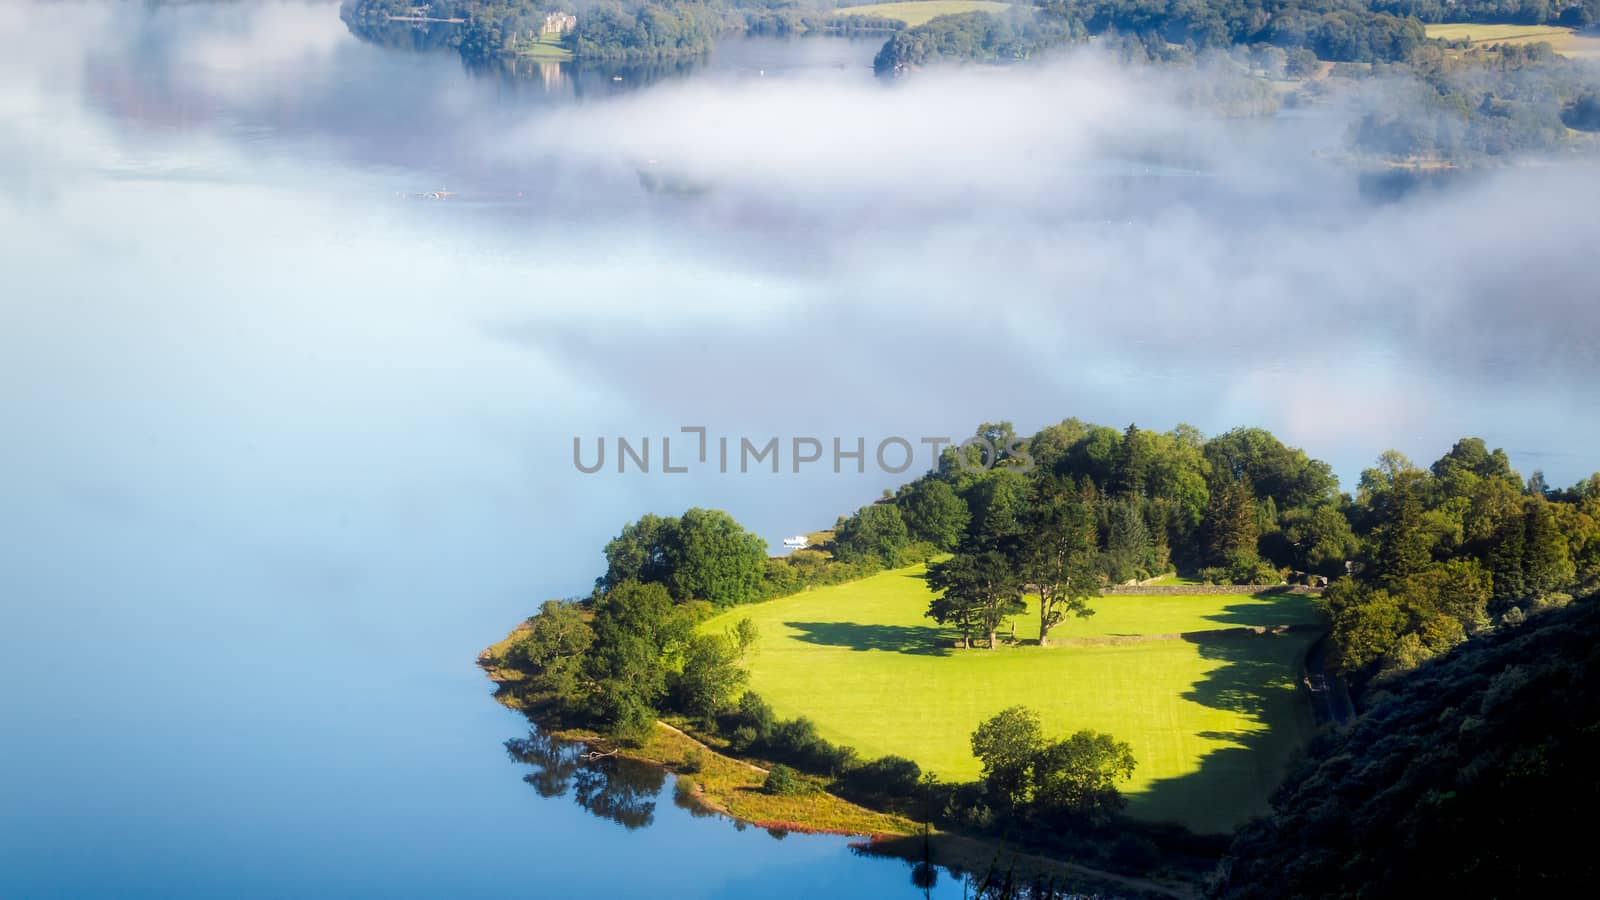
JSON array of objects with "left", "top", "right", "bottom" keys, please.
[
  {"left": 782, "top": 535, "right": 809, "bottom": 549},
  {"left": 541, "top": 12, "right": 577, "bottom": 36}
]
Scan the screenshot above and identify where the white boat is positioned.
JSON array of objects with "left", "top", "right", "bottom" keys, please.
[{"left": 781, "top": 535, "right": 808, "bottom": 549}]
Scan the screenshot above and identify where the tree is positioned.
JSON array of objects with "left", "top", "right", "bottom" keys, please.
[
  {"left": 585, "top": 580, "right": 690, "bottom": 741},
  {"left": 1322, "top": 579, "right": 1406, "bottom": 673},
  {"left": 1029, "top": 729, "right": 1138, "bottom": 824},
  {"left": 510, "top": 599, "right": 595, "bottom": 700},
  {"left": 970, "top": 706, "right": 1042, "bottom": 810},
  {"left": 1204, "top": 477, "right": 1260, "bottom": 566},
  {"left": 597, "top": 513, "right": 675, "bottom": 593},
  {"left": 899, "top": 479, "right": 970, "bottom": 551},
  {"left": 1018, "top": 481, "right": 1099, "bottom": 646},
  {"left": 962, "top": 468, "right": 1029, "bottom": 550},
  {"left": 666, "top": 508, "right": 768, "bottom": 607},
  {"left": 1522, "top": 498, "right": 1575, "bottom": 597},
  {"left": 1280, "top": 504, "right": 1359, "bottom": 576},
  {"left": 1104, "top": 497, "right": 1154, "bottom": 582},
  {"left": 834, "top": 502, "right": 910, "bottom": 567},
  {"left": 926, "top": 549, "right": 1025, "bottom": 649},
  {"left": 673, "top": 633, "right": 747, "bottom": 726},
  {"left": 1372, "top": 470, "right": 1433, "bottom": 586}
]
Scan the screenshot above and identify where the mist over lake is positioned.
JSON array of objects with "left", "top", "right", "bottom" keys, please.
[{"left": 3, "top": 1, "right": 1598, "bottom": 896}]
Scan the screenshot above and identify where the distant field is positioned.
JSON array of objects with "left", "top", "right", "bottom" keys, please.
[
  {"left": 837, "top": 1, "right": 1015, "bottom": 27},
  {"left": 517, "top": 34, "right": 574, "bottom": 60},
  {"left": 1426, "top": 23, "right": 1600, "bottom": 59},
  {"left": 702, "top": 565, "right": 1324, "bottom": 833}
]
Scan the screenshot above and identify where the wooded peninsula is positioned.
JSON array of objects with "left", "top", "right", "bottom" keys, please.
[{"left": 483, "top": 419, "right": 1600, "bottom": 895}]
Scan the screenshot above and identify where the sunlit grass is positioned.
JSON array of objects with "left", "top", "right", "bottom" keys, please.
[
  {"left": 1426, "top": 23, "right": 1600, "bottom": 59},
  {"left": 703, "top": 566, "right": 1323, "bottom": 833},
  {"left": 837, "top": 1, "right": 1016, "bottom": 27},
  {"left": 517, "top": 33, "right": 574, "bottom": 60}
]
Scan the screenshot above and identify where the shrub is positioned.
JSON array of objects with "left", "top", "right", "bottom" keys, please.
[
  {"left": 841, "top": 755, "right": 922, "bottom": 798},
  {"left": 679, "top": 747, "right": 704, "bottom": 774},
  {"left": 762, "top": 764, "right": 808, "bottom": 796}
]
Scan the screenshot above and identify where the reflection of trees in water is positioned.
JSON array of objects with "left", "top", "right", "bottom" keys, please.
[
  {"left": 504, "top": 728, "right": 665, "bottom": 830},
  {"left": 572, "top": 759, "right": 664, "bottom": 830},
  {"left": 340, "top": 9, "right": 464, "bottom": 54},
  {"left": 504, "top": 730, "right": 584, "bottom": 798}
]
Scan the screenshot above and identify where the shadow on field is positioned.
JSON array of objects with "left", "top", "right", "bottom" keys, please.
[
  {"left": 783, "top": 620, "right": 952, "bottom": 656},
  {"left": 1132, "top": 632, "right": 1318, "bottom": 833},
  {"left": 1203, "top": 597, "right": 1326, "bottom": 630}
]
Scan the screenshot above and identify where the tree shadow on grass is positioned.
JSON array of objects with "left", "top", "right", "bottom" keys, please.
[
  {"left": 783, "top": 620, "right": 953, "bottom": 656},
  {"left": 1202, "top": 595, "right": 1328, "bottom": 630},
  {"left": 1131, "top": 632, "right": 1320, "bottom": 833}
]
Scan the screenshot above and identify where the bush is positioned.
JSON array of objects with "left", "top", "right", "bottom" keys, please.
[
  {"left": 841, "top": 755, "right": 922, "bottom": 798},
  {"left": 762, "top": 764, "right": 808, "bottom": 796},
  {"left": 679, "top": 747, "right": 704, "bottom": 774}
]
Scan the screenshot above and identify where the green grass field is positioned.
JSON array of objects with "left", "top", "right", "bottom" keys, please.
[
  {"left": 838, "top": 0, "right": 1015, "bottom": 27},
  {"left": 517, "top": 33, "right": 575, "bottom": 61},
  {"left": 1425, "top": 23, "right": 1600, "bottom": 59},
  {"left": 703, "top": 566, "right": 1324, "bottom": 833}
]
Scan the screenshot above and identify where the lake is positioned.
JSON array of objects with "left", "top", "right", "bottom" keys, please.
[{"left": 2, "top": 1, "right": 1597, "bottom": 897}]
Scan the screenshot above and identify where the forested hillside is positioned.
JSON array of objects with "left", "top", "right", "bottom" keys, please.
[{"left": 1217, "top": 592, "right": 1600, "bottom": 896}]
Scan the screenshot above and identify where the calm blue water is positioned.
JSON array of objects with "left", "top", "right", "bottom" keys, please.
[{"left": 2, "top": 2, "right": 1597, "bottom": 897}]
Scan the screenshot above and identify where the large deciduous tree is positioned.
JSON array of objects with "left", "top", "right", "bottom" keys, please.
[
  {"left": 834, "top": 502, "right": 910, "bottom": 567},
  {"left": 667, "top": 508, "right": 768, "bottom": 607},
  {"left": 898, "top": 479, "right": 970, "bottom": 551}
]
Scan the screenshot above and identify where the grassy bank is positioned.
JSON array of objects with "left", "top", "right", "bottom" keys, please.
[{"left": 703, "top": 566, "right": 1323, "bottom": 833}]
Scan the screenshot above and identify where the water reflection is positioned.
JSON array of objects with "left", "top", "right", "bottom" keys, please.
[{"left": 506, "top": 728, "right": 669, "bottom": 830}]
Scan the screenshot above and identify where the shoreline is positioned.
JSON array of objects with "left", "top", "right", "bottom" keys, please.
[{"left": 478, "top": 628, "right": 1202, "bottom": 899}]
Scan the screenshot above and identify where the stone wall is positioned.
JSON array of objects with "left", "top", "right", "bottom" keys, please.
[{"left": 1105, "top": 584, "right": 1320, "bottom": 596}]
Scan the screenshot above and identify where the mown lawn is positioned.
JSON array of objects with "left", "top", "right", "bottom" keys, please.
[
  {"left": 702, "top": 566, "right": 1324, "bottom": 833},
  {"left": 1425, "top": 23, "right": 1600, "bottom": 59},
  {"left": 517, "top": 33, "right": 574, "bottom": 60},
  {"left": 838, "top": 0, "right": 1016, "bottom": 27}
]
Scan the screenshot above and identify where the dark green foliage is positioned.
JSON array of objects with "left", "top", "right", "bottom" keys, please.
[
  {"left": 926, "top": 549, "right": 1026, "bottom": 649},
  {"left": 761, "top": 763, "right": 808, "bottom": 796},
  {"left": 598, "top": 508, "right": 767, "bottom": 607},
  {"left": 839, "top": 755, "right": 923, "bottom": 799},
  {"left": 1029, "top": 729, "right": 1138, "bottom": 825},
  {"left": 509, "top": 600, "right": 595, "bottom": 699},
  {"left": 873, "top": 9, "right": 1086, "bottom": 76},
  {"left": 672, "top": 633, "right": 747, "bottom": 726},
  {"left": 898, "top": 479, "right": 970, "bottom": 551},
  {"left": 970, "top": 706, "right": 1137, "bottom": 824},
  {"left": 598, "top": 513, "right": 675, "bottom": 593},
  {"left": 719, "top": 692, "right": 860, "bottom": 776},
  {"left": 1218, "top": 595, "right": 1600, "bottom": 898},
  {"left": 834, "top": 502, "right": 910, "bottom": 567},
  {"left": 1203, "top": 477, "right": 1260, "bottom": 567},
  {"left": 585, "top": 580, "right": 691, "bottom": 741},
  {"left": 668, "top": 508, "right": 769, "bottom": 607},
  {"left": 1018, "top": 478, "right": 1100, "bottom": 645},
  {"left": 1278, "top": 503, "right": 1359, "bottom": 576},
  {"left": 576, "top": 1, "right": 715, "bottom": 61}
]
